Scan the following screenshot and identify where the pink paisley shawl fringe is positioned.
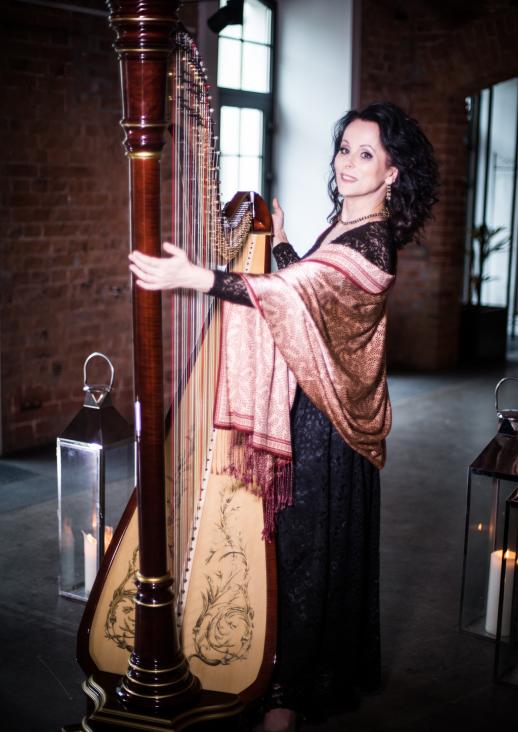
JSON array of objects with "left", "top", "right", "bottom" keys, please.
[{"left": 216, "top": 429, "right": 293, "bottom": 541}]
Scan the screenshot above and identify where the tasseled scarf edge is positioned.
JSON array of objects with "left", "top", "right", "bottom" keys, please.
[{"left": 212, "top": 428, "right": 293, "bottom": 541}]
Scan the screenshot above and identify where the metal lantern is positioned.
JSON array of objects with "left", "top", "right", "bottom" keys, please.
[
  {"left": 460, "top": 377, "right": 518, "bottom": 640},
  {"left": 57, "top": 352, "right": 134, "bottom": 601},
  {"left": 494, "top": 487, "right": 518, "bottom": 684}
]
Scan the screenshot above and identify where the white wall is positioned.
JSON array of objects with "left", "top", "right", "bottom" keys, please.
[{"left": 274, "top": 0, "right": 358, "bottom": 252}]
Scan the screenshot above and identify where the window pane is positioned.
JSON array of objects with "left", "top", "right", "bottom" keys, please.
[
  {"left": 239, "top": 156, "right": 262, "bottom": 194},
  {"left": 243, "top": 0, "right": 272, "bottom": 44},
  {"left": 220, "top": 26, "right": 242, "bottom": 40},
  {"left": 219, "top": 25, "right": 242, "bottom": 41},
  {"left": 474, "top": 89, "right": 490, "bottom": 232},
  {"left": 218, "top": 0, "right": 242, "bottom": 39},
  {"left": 220, "top": 155, "right": 239, "bottom": 203},
  {"left": 217, "top": 37, "right": 242, "bottom": 89},
  {"left": 220, "top": 106, "right": 240, "bottom": 155},
  {"left": 240, "top": 108, "right": 263, "bottom": 156},
  {"left": 481, "top": 78, "right": 518, "bottom": 307},
  {"left": 242, "top": 42, "right": 270, "bottom": 93}
]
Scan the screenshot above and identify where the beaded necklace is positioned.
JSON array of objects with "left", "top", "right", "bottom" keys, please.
[{"left": 339, "top": 208, "right": 389, "bottom": 226}]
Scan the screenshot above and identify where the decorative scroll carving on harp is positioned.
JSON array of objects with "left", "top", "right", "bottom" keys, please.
[{"left": 76, "top": 16, "right": 276, "bottom": 716}]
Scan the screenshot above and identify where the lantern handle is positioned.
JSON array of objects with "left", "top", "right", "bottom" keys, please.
[
  {"left": 83, "top": 352, "right": 115, "bottom": 392},
  {"left": 495, "top": 377, "right": 518, "bottom": 414}
]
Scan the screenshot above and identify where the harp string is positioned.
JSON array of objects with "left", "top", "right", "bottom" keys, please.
[
  {"left": 169, "top": 32, "right": 236, "bottom": 596},
  {"left": 168, "top": 31, "right": 260, "bottom": 609}
]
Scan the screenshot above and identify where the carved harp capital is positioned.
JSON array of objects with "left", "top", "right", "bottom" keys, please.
[{"left": 107, "top": 1, "right": 178, "bottom": 156}]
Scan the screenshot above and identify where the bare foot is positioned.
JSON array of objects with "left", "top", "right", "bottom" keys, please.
[{"left": 262, "top": 708, "right": 297, "bottom": 732}]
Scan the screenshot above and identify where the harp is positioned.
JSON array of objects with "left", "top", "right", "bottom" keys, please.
[{"left": 72, "top": 3, "right": 276, "bottom": 729}]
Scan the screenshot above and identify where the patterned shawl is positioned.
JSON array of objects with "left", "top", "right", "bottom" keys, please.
[{"left": 213, "top": 242, "right": 394, "bottom": 538}]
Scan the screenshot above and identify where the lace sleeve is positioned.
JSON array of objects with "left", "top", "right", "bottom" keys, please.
[
  {"left": 273, "top": 243, "right": 300, "bottom": 270},
  {"left": 334, "top": 221, "right": 395, "bottom": 275},
  {"left": 208, "top": 269, "right": 253, "bottom": 307}
]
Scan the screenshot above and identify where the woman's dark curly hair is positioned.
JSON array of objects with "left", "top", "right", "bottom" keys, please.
[{"left": 328, "top": 101, "right": 439, "bottom": 248}]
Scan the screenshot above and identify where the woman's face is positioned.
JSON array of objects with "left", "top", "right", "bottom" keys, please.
[{"left": 334, "top": 118, "right": 398, "bottom": 202}]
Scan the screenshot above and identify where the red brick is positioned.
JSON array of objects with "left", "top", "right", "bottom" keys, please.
[{"left": 1, "top": 2, "right": 136, "bottom": 453}]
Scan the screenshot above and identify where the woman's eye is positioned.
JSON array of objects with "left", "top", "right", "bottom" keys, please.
[
  {"left": 361, "top": 151, "right": 373, "bottom": 160},
  {"left": 339, "top": 146, "right": 349, "bottom": 155}
]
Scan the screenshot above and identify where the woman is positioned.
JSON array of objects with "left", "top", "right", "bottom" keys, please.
[{"left": 129, "top": 101, "right": 439, "bottom": 731}]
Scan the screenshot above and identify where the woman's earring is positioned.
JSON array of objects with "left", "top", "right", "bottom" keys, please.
[{"left": 386, "top": 182, "right": 392, "bottom": 204}]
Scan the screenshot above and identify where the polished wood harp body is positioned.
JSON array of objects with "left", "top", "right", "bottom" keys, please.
[{"left": 75, "top": 1, "right": 276, "bottom": 722}]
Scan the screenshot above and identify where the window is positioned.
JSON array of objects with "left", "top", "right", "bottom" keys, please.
[
  {"left": 464, "top": 78, "right": 518, "bottom": 333},
  {"left": 217, "top": 0, "right": 274, "bottom": 204}
]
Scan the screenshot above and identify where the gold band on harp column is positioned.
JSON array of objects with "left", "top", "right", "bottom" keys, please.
[
  {"left": 127, "top": 151, "right": 162, "bottom": 160},
  {"left": 136, "top": 572, "right": 171, "bottom": 584},
  {"left": 128, "top": 659, "right": 186, "bottom": 674},
  {"left": 134, "top": 598, "right": 174, "bottom": 608}
]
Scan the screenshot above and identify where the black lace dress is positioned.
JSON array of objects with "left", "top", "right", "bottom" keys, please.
[{"left": 209, "top": 220, "right": 395, "bottom": 720}]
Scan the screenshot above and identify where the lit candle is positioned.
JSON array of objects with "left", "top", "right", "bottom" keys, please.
[
  {"left": 485, "top": 549, "right": 516, "bottom": 636},
  {"left": 61, "top": 517, "right": 75, "bottom": 589},
  {"left": 82, "top": 530, "right": 97, "bottom": 595},
  {"left": 104, "top": 525, "right": 114, "bottom": 551}
]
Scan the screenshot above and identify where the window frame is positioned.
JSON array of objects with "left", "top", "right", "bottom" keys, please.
[{"left": 217, "top": 0, "right": 276, "bottom": 204}]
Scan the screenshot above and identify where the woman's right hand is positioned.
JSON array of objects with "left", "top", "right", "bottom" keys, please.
[
  {"left": 272, "top": 197, "right": 288, "bottom": 246},
  {"left": 128, "top": 242, "right": 214, "bottom": 293}
]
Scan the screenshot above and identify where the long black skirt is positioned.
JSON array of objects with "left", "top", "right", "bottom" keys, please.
[{"left": 267, "top": 387, "right": 381, "bottom": 719}]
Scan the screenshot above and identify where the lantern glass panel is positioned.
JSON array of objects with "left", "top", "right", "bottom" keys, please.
[
  {"left": 57, "top": 441, "right": 101, "bottom": 600},
  {"left": 495, "top": 493, "right": 518, "bottom": 684},
  {"left": 57, "top": 438, "right": 133, "bottom": 601},
  {"left": 461, "top": 472, "right": 517, "bottom": 637}
]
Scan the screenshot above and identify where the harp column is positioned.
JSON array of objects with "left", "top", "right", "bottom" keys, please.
[{"left": 107, "top": 0, "right": 198, "bottom": 711}]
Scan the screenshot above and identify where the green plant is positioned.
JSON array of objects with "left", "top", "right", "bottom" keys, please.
[{"left": 468, "top": 223, "right": 510, "bottom": 306}]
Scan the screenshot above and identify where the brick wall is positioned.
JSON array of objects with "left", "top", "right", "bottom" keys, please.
[
  {"left": 5, "top": 0, "right": 517, "bottom": 451},
  {"left": 360, "top": 0, "right": 518, "bottom": 369},
  {"left": 0, "top": 0, "right": 183, "bottom": 454}
]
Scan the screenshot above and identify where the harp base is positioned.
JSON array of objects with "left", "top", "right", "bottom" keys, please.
[{"left": 61, "top": 672, "right": 244, "bottom": 732}]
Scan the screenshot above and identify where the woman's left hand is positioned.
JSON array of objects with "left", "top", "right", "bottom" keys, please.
[{"left": 128, "top": 242, "right": 214, "bottom": 292}]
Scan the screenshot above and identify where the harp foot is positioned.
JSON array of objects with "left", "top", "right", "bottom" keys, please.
[{"left": 65, "top": 671, "right": 244, "bottom": 731}]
